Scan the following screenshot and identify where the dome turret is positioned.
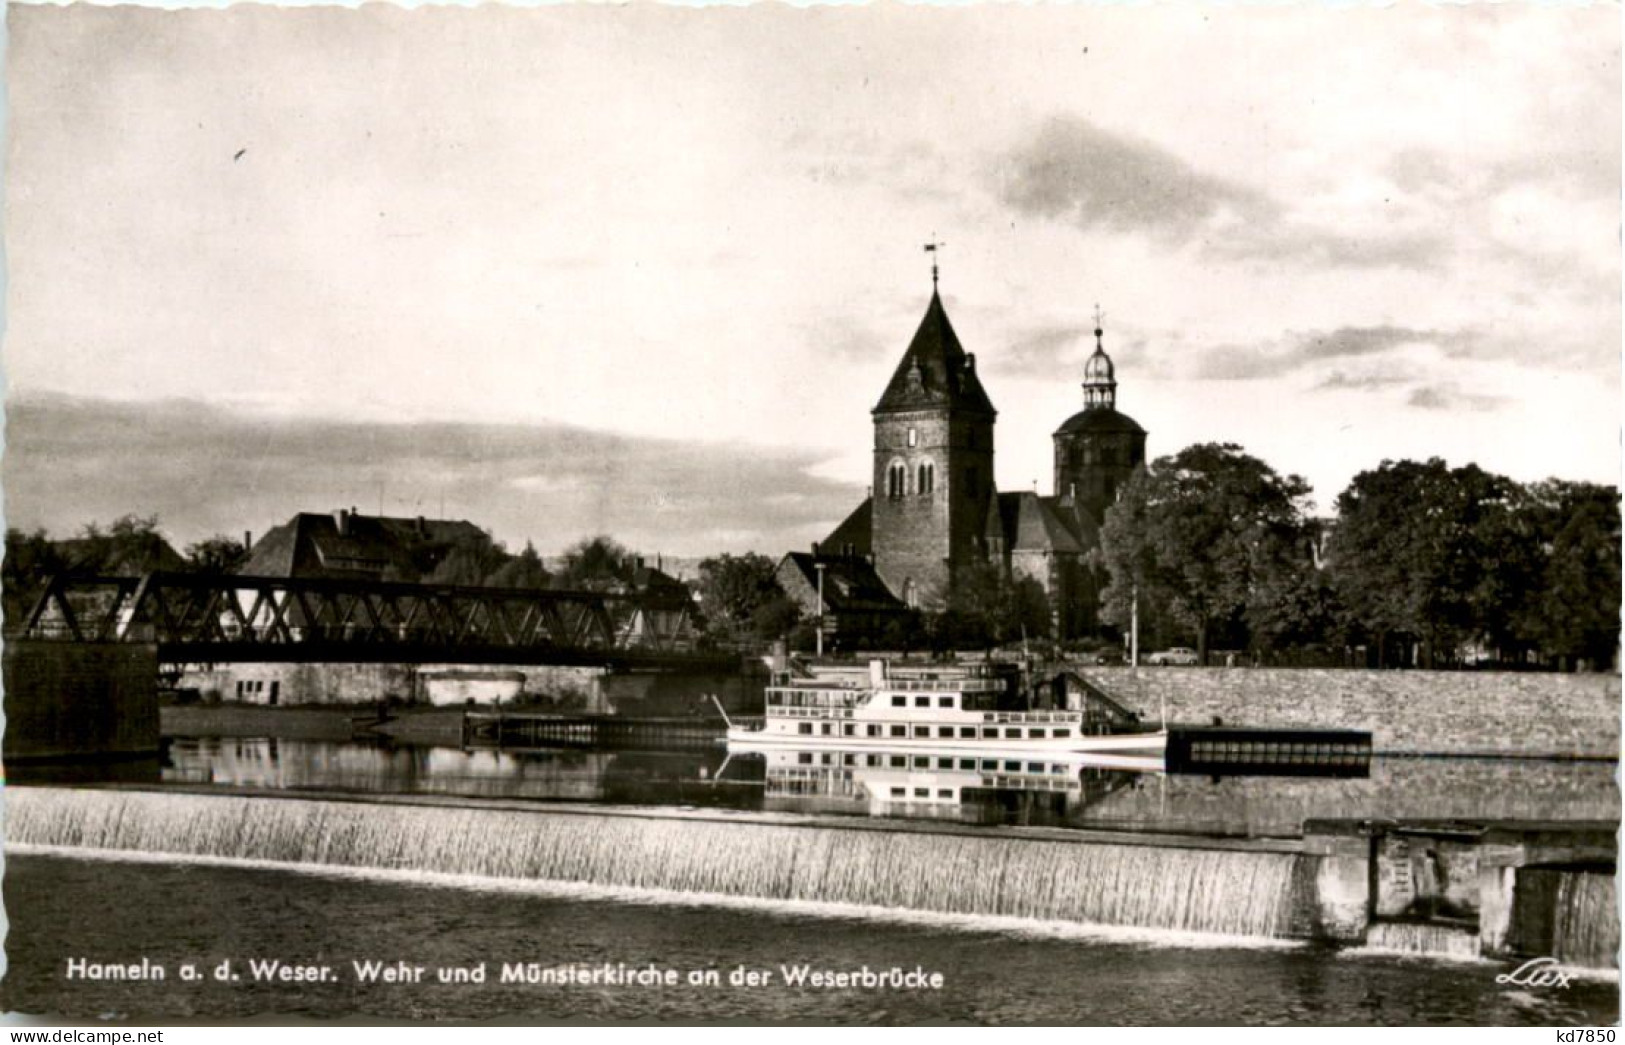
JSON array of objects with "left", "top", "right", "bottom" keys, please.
[{"left": 1080, "top": 321, "right": 1117, "bottom": 411}]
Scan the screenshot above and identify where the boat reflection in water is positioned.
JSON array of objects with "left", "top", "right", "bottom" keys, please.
[{"left": 724, "top": 743, "right": 1163, "bottom": 826}]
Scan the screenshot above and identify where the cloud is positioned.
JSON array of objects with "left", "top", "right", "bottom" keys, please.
[
  {"left": 993, "top": 115, "right": 1451, "bottom": 271},
  {"left": 993, "top": 115, "right": 1272, "bottom": 242},
  {"left": 1406, "top": 384, "right": 1510, "bottom": 413},
  {"left": 1195, "top": 325, "right": 1454, "bottom": 381},
  {"left": 2, "top": 393, "right": 863, "bottom": 557},
  {"left": 1316, "top": 370, "right": 1410, "bottom": 392}
]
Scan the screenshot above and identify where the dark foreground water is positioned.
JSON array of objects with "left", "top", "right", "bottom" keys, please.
[{"left": 3, "top": 853, "right": 1617, "bottom": 1025}]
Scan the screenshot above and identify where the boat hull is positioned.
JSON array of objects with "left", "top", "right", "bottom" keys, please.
[{"left": 726, "top": 727, "right": 1167, "bottom": 757}]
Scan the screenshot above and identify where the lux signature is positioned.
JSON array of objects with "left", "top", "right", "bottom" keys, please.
[{"left": 1496, "top": 957, "right": 1573, "bottom": 989}]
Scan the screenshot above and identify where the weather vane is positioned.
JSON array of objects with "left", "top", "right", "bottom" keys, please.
[{"left": 923, "top": 238, "right": 945, "bottom": 288}]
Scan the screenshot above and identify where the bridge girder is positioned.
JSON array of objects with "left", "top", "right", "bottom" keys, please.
[{"left": 19, "top": 572, "right": 730, "bottom": 672}]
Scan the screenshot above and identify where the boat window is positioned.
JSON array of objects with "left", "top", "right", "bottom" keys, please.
[
  {"left": 1004, "top": 760, "right": 1021, "bottom": 772},
  {"left": 1004, "top": 728, "right": 1021, "bottom": 739},
  {"left": 1027, "top": 762, "right": 1044, "bottom": 773},
  {"left": 1030, "top": 729, "right": 1046, "bottom": 739},
  {"left": 866, "top": 755, "right": 881, "bottom": 766},
  {"left": 936, "top": 757, "right": 954, "bottom": 769},
  {"left": 959, "top": 759, "right": 976, "bottom": 770},
  {"left": 914, "top": 696, "right": 930, "bottom": 708},
  {"left": 1053, "top": 729, "right": 1070, "bottom": 739},
  {"left": 913, "top": 757, "right": 929, "bottom": 768},
  {"left": 843, "top": 724, "right": 854, "bottom": 736},
  {"left": 959, "top": 727, "right": 976, "bottom": 738},
  {"left": 867, "top": 725, "right": 881, "bottom": 737},
  {"left": 1051, "top": 764, "right": 1066, "bottom": 774},
  {"left": 844, "top": 754, "right": 856, "bottom": 766},
  {"left": 890, "top": 787, "right": 905, "bottom": 798},
  {"left": 937, "top": 697, "right": 954, "bottom": 708},
  {"left": 797, "top": 753, "right": 812, "bottom": 764},
  {"left": 891, "top": 696, "right": 906, "bottom": 707},
  {"left": 914, "top": 726, "right": 931, "bottom": 738},
  {"left": 821, "top": 754, "right": 833, "bottom": 765},
  {"left": 937, "top": 727, "right": 954, "bottom": 738},
  {"left": 937, "top": 789, "right": 953, "bottom": 799},
  {"left": 821, "top": 723, "right": 832, "bottom": 735},
  {"left": 890, "top": 725, "right": 906, "bottom": 737},
  {"left": 981, "top": 759, "right": 996, "bottom": 770},
  {"left": 982, "top": 727, "right": 998, "bottom": 739},
  {"left": 798, "top": 723, "right": 813, "bottom": 735},
  {"left": 914, "top": 788, "right": 929, "bottom": 798}
]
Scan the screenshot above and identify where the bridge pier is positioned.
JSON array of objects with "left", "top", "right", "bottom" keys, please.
[{"left": 3, "top": 641, "right": 159, "bottom": 760}]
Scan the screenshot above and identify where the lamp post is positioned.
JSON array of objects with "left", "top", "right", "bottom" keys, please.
[
  {"left": 1130, "top": 582, "right": 1140, "bottom": 669},
  {"left": 815, "top": 562, "right": 827, "bottom": 658}
]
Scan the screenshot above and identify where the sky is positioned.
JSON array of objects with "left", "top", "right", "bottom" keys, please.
[{"left": 3, "top": 3, "right": 1619, "bottom": 557}]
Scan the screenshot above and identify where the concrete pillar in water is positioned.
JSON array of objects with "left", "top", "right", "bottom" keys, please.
[
  {"left": 2, "top": 641, "right": 159, "bottom": 760},
  {"left": 1477, "top": 855, "right": 1521, "bottom": 958},
  {"left": 1300, "top": 826, "right": 1372, "bottom": 942}
]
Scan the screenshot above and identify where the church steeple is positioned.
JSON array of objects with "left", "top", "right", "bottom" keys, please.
[
  {"left": 1081, "top": 305, "right": 1117, "bottom": 411},
  {"left": 869, "top": 273, "right": 997, "bottom": 610},
  {"left": 872, "top": 287, "right": 996, "bottom": 417}
]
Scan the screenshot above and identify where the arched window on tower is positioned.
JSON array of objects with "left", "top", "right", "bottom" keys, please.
[
  {"left": 917, "top": 461, "right": 935, "bottom": 496},
  {"left": 887, "top": 461, "right": 907, "bottom": 499}
]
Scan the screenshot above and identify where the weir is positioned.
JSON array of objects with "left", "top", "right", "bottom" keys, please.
[
  {"left": 8, "top": 787, "right": 1313, "bottom": 938},
  {"left": 8, "top": 787, "right": 1614, "bottom": 968}
]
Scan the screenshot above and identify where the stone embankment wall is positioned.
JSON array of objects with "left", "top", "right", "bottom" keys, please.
[{"left": 1077, "top": 667, "right": 1620, "bottom": 758}]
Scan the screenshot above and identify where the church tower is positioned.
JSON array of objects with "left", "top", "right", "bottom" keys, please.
[
  {"left": 1053, "top": 314, "right": 1147, "bottom": 527},
  {"left": 870, "top": 283, "right": 996, "bottom": 609}
]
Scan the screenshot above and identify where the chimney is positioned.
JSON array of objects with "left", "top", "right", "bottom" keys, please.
[
  {"left": 964, "top": 353, "right": 976, "bottom": 372},
  {"left": 243, "top": 530, "right": 253, "bottom": 551},
  {"left": 334, "top": 508, "right": 350, "bottom": 536},
  {"left": 416, "top": 515, "right": 427, "bottom": 537},
  {"left": 811, "top": 541, "right": 821, "bottom": 557}
]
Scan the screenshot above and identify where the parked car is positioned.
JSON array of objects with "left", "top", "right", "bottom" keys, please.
[
  {"left": 1089, "top": 649, "right": 1125, "bottom": 665},
  {"left": 1147, "top": 646, "right": 1200, "bottom": 666}
]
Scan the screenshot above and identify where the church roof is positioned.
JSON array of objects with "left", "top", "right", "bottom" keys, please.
[
  {"left": 989, "top": 492, "right": 1088, "bottom": 556},
  {"left": 873, "top": 290, "right": 996, "bottom": 416},
  {"left": 1054, "top": 407, "right": 1146, "bottom": 436},
  {"left": 820, "top": 497, "right": 873, "bottom": 557}
]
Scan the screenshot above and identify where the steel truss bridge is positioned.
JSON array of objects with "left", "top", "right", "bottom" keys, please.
[{"left": 18, "top": 572, "right": 731, "bottom": 671}]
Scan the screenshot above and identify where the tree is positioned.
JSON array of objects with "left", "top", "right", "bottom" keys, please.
[
  {"left": 556, "top": 535, "right": 634, "bottom": 591},
  {"left": 1326, "top": 459, "right": 1521, "bottom": 666},
  {"left": 486, "top": 541, "right": 552, "bottom": 590},
  {"left": 185, "top": 534, "right": 250, "bottom": 573},
  {"left": 1517, "top": 481, "right": 1621, "bottom": 669},
  {"left": 1098, "top": 443, "right": 1316, "bottom": 663},
  {"left": 422, "top": 529, "right": 510, "bottom": 586},
  {"left": 694, "top": 553, "right": 782, "bottom": 641},
  {"left": 3, "top": 527, "right": 62, "bottom": 631},
  {"left": 944, "top": 560, "right": 1051, "bottom": 650}
]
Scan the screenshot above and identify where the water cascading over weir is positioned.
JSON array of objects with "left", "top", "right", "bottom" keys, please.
[{"left": 8, "top": 788, "right": 1322, "bottom": 940}]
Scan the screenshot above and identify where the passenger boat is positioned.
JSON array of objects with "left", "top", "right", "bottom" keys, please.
[{"left": 721, "top": 658, "right": 1166, "bottom": 757}]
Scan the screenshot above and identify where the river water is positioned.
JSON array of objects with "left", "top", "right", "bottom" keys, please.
[
  {"left": 5, "top": 735, "right": 1618, "bottom": 1024},
  {"left": 147, "top": 735, "right": 1619, "bottom": 837}
]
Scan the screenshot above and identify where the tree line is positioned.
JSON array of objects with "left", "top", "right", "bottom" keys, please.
[{"left": 1097, "top": 444, "right": 1620, "bottom": 670}]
